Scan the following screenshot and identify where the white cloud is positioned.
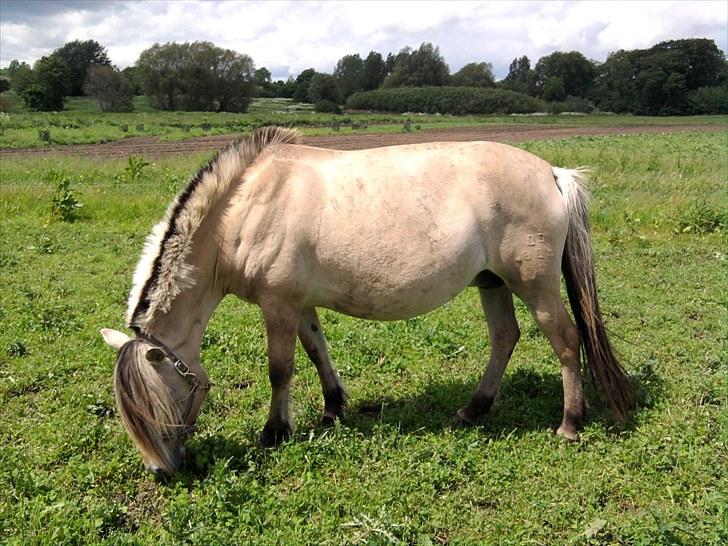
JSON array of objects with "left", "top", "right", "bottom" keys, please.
[{"left": 0, "top": 0, "right": 725, "bottom": 79}]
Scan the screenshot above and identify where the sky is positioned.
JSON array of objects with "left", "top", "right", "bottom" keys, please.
[{"left": 1, "top": 0, "right": 726, "bottom": 80}]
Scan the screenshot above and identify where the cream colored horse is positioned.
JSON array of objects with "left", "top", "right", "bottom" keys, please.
[{"left": 101, "top": 127, "right": 630, "bottom": 475}]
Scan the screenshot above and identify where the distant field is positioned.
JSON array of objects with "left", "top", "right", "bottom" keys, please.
[
  {"left": 1, "top": 96, "right": 726, "bottom": 149},
  {"left": 0, "top": 130, "right": 726, "bottom": 544}
]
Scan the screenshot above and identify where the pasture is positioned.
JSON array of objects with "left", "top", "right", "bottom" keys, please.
[{"left": 0, "top": 126, "right": 726, "bottom": 544}]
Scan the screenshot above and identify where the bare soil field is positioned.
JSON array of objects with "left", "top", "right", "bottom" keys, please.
[{"left": 0, "top": 123, "right": 723, "bottom": 159}]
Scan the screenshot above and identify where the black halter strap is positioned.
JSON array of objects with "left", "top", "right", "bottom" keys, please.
[{"left": 134, "top": 331, "right": 212, "bottom": 437}]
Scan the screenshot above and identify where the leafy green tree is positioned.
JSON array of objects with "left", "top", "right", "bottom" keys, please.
[
  {"left": 7, "top": 60, "right": 35, "bottom": 94},
  {"left": 270, "top": 77, "right": 296, "bottom": 98},
  {"left": 384, "top": 43, "right": 450, "bottom": 88},
  {"left": 541, "top": 76, "right": 566, "bottom": 102},
  {"left": 362, "top": 51, "right": 387, "bottom": 91},
  {"left": 0, "top": 79, "right": 9, "bottom": 93},
  {"left": 308, "top": 73, "right": 340, "bottom": 103},
  {"left": 84, "top": 64, "right": 133, "bottom": 112},
  {"left": 534, "top": 51, "right": 595, "bottom": 99},
  {"left": 334, "top": 54, "right": 364, "bottom": 100},
  {"left": 450, "top": 62, "right": 495, "bottom": 87},
  {"left": 136, "top": 41, "right": 254, "bottom": 112},
  {"left": 254, "top": 67, "right": 273, "bottom": 97},
  {"left": 22, "top": 55, "right": 70, "bottom": 111},
  {"left": 53, "top": 40, "right": 110, "bottom": 96},
  {"left": 121, "top": 66, "right": 143, "bottom": 95},
  {"left": 593, "top": 38, "right": 726, "bottom": 114},
  {"left": 501, "top": 56, "right": 535, "bottom": 95},
  {"left": 292, "top": 68, "right": 316, "bottom": 103}
]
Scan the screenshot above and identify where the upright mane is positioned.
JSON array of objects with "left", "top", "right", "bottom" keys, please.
[{"left": 126, "top": 126, "right": 300, "bottom": 332}]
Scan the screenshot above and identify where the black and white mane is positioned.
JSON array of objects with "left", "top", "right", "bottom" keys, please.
[{"left": 126, "top": 126, "right": 300, "bottom": 333}]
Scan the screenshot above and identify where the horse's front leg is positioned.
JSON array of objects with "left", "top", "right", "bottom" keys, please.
[
  {"left": 298, "top": 307, "right": 348, "bottom": 425},
  {"left": 260, "top": 302, "right": 300, "bottom": 447}
]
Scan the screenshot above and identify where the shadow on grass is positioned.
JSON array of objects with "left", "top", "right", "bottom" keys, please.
[{"left": 175, "top": 366, "right": 654, "bottom": 481}]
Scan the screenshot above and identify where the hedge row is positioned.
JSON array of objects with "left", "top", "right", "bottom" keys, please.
[{"left": 345, "top": 86, "right": 547, "bottom": 115}]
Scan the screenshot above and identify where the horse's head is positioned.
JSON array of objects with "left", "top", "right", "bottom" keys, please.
[{"left": 100, "top": 328, "right": 210, "bottom": 475}]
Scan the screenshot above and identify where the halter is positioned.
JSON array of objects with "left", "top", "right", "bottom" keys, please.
[{"left": 134, "top": 331, "right": 212, "bottom": 440}]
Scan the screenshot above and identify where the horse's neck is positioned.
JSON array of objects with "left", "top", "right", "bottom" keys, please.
[{"left": 146, "top": 222, "right": 225, "bottom": 363}]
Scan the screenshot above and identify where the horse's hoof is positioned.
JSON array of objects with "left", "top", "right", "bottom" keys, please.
[
  {"left": 456, "top": 406, "right": 481, "bottom": 426},
  {"left": 320, "top": 410, "right": 344, "bottom": 427},
  {"left": 556, "top": 425, "right": 580, "bottom": 442},
  {"left": 260, "top": 423, "right": 292, "bottom": 447}
]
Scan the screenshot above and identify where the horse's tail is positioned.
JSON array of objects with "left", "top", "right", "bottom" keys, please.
[{"left": 553, "top": 167, "right": 631, "bottom": 420}]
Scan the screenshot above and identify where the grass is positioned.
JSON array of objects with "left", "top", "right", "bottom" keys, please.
[
  {"left": 1, "top": 96, "right": 726, "bottom": 149},
  {"left": 1, "top": 130, "right": 726, "bottom": 544}
]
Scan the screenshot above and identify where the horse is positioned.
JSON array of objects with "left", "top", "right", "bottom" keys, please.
[{"left": 101, "top": 126, "right": 631, "bottom": 475}]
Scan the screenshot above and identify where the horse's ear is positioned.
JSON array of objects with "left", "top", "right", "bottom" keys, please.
[
  {"left": 101, "top": 328, "right": 132, "bottom": 350},
  {"left": 145, "top": 347, "right": 166, "bottom": 365}
]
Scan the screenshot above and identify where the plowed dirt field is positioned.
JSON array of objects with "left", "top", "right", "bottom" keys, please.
[{"left": 0, "top": 123, "right": 722, "bottom": 159}]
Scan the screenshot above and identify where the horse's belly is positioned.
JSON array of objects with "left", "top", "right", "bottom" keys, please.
[{"left": 309, "top": 247, "right": 484, "bottom": 320}]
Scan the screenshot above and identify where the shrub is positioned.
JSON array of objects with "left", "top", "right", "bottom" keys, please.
[
  {"left": 687, "top": 86, "right": 728, "bottom": 114},
  {"left": 345, "top": 86, "right": 546, "bottom": 114},
  {"left": 314, "top": 100, "right": 342, "bottom": 114},
  {"left": 547, "top": 95, "right": 596, "bottom": 114},
  {"left": 0, "top": 91, "right": 22, "bottom": 113}
]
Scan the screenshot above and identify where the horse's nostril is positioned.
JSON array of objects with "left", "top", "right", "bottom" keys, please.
[{"left": 145, "top": 463, "right": 161, "bottom": 474}]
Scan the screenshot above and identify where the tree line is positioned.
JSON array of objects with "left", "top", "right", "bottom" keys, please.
[{"left": 1, "top": 37, "right": 725, "bottom": 115}]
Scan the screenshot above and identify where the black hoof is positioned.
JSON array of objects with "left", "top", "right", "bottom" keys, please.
[
  {"left": 456, "top": 395, "right": 494, "bottom": 426},
  {"left": 260, "top": 422, "right": 292, "bottom": 447}
]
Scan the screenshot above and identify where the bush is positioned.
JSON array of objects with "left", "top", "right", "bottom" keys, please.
[
  {"left": 345, "top": 86, "right": 546, "bottom": 114},
  {"left": 0, "top": 91, "right": 22, "bottom": 113},
  {"left": 547, "top": 95, "right": 595, "bottom": 114},
  {"left": 687, "top": 86, "right": 728, "bottom": 114},
  {"left": 314, "top": 100, "right": 342, "bottom": 114}
]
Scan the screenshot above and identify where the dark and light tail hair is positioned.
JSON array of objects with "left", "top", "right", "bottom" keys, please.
[{"left": 554, "top": 167, "right": 632, "bottom": 419}]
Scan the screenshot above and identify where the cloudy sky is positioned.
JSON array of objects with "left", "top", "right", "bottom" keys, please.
[{"left": 1, "top": 0, "right": 725, "bottom": 80}]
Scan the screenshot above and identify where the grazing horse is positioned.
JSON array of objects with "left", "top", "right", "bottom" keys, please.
[{"left": 101, "top": 126, "right": 630, "bottom": 475}]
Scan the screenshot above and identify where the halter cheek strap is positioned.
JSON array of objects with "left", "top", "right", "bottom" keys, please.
[{"left": 134, "top": 332, "right": 212, "bottom": 438}]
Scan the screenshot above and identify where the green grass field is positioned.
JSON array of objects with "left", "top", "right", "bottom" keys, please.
[
  {"left": 1, "top": 96, "right": 727, "bottom": 149},
  {"left": 1, "top": 128, "right": 726, "bottom": 544}
]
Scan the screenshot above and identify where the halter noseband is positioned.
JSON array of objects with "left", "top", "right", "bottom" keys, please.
[{"left": 134, "top": 332, "right": 212, "bottom": 440}]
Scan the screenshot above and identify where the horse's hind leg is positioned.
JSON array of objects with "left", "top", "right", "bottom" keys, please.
[
  {"left": 260, "top": 302, "right": 299, "bottom": 447},
  {"left": 512, "top": 277, "right": 584, "bottom": 441},
  {"left": 457, "top": 285, "right": 520, "bottom": 424},
  {"left": 298, "top": 307, "right": 347, "bottom": 424}
]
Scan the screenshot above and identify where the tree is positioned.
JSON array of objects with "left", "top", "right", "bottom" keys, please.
[
  {"left": 308, "top": 73, "right": 341, "bottom": 103},
  {"left": 136, "top": 41, "right": 254, "bottom": 112},
  {"left": 450, "top": 62, "right": 495, "bottom": 87},
  {"left": 121, "top": 66, "right": 143, "bottom": 95},
  {"left": 254, "top": 67, "right": 273, "bottom": 97},
  {"left": 534, "top": 51, "right": 595, "bottom": 98},
  {"left": 292, "top": 68, "right": 316, "bottom": 103},
  {"left": 333, "top": 54, "right": 364, "bottom": 100},
  {"left": 540, "top": 76, "right": 566, "bottom": 102},
  {"left": 53, "top": 40, "right": 110, "bottom": 96},
  {"left": 7, "top": 60, "right": 34, "bottom": 94},
  {"left": 384, "top": 43, "right": 450, "bottom": 88},
  {"left": 361, "top": 51, "right": 387, "bottom": 91},
  {"left": 84, "top": 64, "right": 133, "bottom": 112},
  {"left": 592, "top": 38, "right": 727, "bottom": 114},
  {"left": 22, "top": 55, "right": 70, "bottom": 111},
  {"left": 501, "top": 56, "right": 535, "bottom": 95},
  {"left": 270, "top": 77, "right": 296, "bottom": 98}
]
